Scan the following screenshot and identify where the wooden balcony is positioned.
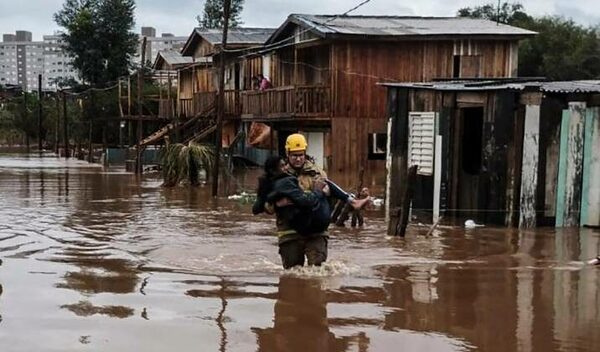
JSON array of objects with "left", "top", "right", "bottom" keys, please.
[
  {"left": 179, "top": 90, "right": 241, "bottom": 119},
  {"left": 241, "top": 85, "right": 331, "bottom": 120}
]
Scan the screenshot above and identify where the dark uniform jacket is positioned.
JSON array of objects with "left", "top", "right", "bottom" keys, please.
[{"left": 266, "top": 174, "right": 330, "bottom": 236}]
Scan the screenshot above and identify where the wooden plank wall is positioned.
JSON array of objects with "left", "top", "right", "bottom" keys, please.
[
  {"left": 581, "top": 106, "right": 600, "bottom": 227},
  {"left": 178, "top": 70, "right": 194, "bottom": 99},
  {"left": 193, "top": 40, "right": 215, "bottom": 58},
  {"left": 556, "top": 102, "right": 586, "bottom": 227},
  {"left": 194, "top": 66, "right": 215, "bottom": 92},
  {"left": 536, "top": 96, "right": 563, "bottom": 225},
  {"left": 272, "top": 49, "right": 295, "bottom": 87},
  {"left": 243, "top": 56, "right": 263, "bottom": 89},
  {"left": 327, "top": 39, "right": 516, "bottom": 190},
  {"left": 330, "top": 40, "right": 517, "bottom": 120},
  {"left": 519, "top": 103, "right": 541, "bottom": 228},
  {"left": 484, "top": 91, "right": 516, "bottom": 224}
]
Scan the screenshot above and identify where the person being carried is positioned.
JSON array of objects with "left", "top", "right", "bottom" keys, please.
[
  {"left": 253, "top": 133, "right": 369, "bottom": 269},
  {"left": 253, "top": 155, "right": 330, "bottom": 236}
]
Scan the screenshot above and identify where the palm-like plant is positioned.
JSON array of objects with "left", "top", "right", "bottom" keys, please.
[{"left": 160, "top": 142, "right": 214, "bottom": 187}]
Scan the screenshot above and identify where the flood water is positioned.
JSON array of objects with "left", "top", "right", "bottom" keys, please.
[{"left": 0, "top": 152, "right": 599, "bottom": 352}]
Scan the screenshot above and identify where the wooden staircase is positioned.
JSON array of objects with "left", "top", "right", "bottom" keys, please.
[{"left": 139, "top": 103, "right": 216, "bottom": 147}]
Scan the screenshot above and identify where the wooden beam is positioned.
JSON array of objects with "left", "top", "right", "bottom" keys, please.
[
  {"left": 395, "top": 165, "right": 418, "bottom": 237},
  {"left": 581, "top": 107, "right": 600, "bottom": 226},
  {"left": 556, "top": 102, "right": 586, "bottom": 227},
  {"left": 519, "top": 104, "right": 541, "bottom": 228},
  {"left": 212, "top": 0, "right": 231, "bottom": 197},
  {"left": 386, "top": 88, "right": 410, "bottom": 235}
]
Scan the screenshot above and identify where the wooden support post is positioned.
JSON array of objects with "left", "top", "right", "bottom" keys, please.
[
  {"left": 22, "top": 91, "right": 30, "bottom": 153},
  {"left": 433, "top": 135, "right": 442, "bottom": 223},
  {"left": 37, "top": 74, "right": 43, "bottom": 154},
  {"left": 211, "top": 0, "right": 231, "bottom": 197},
  {"left": 386, "top": 88, "right": 409, "bottom": 235},
  {"left": 519, "top": 104, "right": 541, "bottom": 228},
  {"left": 556, "top": 102, "right": 586, "bottom": 227},
  {"left": 63, "top": 92, "right": 69, "bottom": 159},
  {"left": 581, "top": 107, "right": 600, "bottom": 226},
  {"left": 394, "top": 165, "right": 418, "bottom": 237},
  {"left": 88, "top": 91, "right": 95, "bottom": 163},
  {"left": 55, "top": 94, "right": 60, "bottom": 155},
  {"left": 176, "top": 70, "right": 181, "bottom": 118},
  {"left": 136, "top": 37, "right": 147, "bottom": 174}
]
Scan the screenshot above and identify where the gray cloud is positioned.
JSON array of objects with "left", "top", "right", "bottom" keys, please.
[{"left": 0, "top": 0, "right": 597, "bottom": 41}]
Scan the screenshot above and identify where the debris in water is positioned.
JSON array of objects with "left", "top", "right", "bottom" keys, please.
[
  {"left": 464, "top": 219, "right": 484, "bottom": 229},
  {"left": 371, "top": 197, "right": 384, "bottom": 207},
  {"left": 586, "top": 256, "right": 600, "bottom": 265},
  {"left": 227, "top": 191, "right": 255, "bottom": 204}
]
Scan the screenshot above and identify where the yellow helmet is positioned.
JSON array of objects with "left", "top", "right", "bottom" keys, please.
[{"left": 285, "top": 133, "right": 308, "bottom": 152}]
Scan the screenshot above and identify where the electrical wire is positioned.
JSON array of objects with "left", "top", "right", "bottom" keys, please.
[{"left": 222, "top": 0, "right": 375, "bottom": 55}]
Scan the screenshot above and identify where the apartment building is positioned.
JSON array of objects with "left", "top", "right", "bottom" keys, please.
[
  {"left": 43, "top": 34, "right": 78, "bottom": 91},
  {"left": 0, "top": 31, "right": 45, "bottom": 91},
  {"left": 137, "top": 27, "right": 187, "bottom": 65},
  {"left": 0, "top": 31, "right": 78, "bottom": 91}
]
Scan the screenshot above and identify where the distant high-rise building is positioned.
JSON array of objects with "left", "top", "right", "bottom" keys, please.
[
  {"left": 2, "top": 34, "right": 15, "bottom": 42},
  {"left": 136, "top": 27, "right": 187, "bottom": 66},
  {"left": 0, "top": 31, "right": 79, "bottom": 91},
  {"left": 15, "top": 31, "right": 32, "bottom": 42},
  {"left": 141, "top": 27, "right": 156, "bottom": 37},
  {"left": 42, "top": 33, "right": 78, "bottom": 90},
  {"left": 0, "top": 31, "right": 44, "bottom": 91}
]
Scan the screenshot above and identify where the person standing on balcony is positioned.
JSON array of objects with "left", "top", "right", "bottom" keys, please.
[{"left": 258, "top": 74, "right": 272, "bottom": 91}]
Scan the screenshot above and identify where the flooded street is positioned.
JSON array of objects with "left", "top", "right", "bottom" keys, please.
[{"left": 0, "top": 153, "right": 599, "bottom": 352}]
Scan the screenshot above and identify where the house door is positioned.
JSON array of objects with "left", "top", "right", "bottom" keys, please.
[{"left": 454, "top": 107, "right": 484, "bottom": 221}]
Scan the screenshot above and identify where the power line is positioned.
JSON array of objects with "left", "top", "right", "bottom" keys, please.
[{"left": 222, "top": 0, "right": 375, "bottom": 55}]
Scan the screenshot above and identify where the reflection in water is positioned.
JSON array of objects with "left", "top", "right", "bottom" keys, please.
[
  {"left": 253, "top": 276, "right": 347, "bottom": 352},
  {"left": 0, "top": 153, "right": 600, "bottom": 351},
  {"left": 61, "top": 300, "right": 134, "bottom": 318}
]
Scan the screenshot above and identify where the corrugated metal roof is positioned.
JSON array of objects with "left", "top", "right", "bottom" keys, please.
[
  {"left": 196, "top": 28, "right": 275, "bottom": 45},
  {"left": 292, "top": 15, "right": 536, "bottom": 37},
  {"left": 538, "top": 81, "right": 600, "bottom": 93},
  {"left": 380, "top": 80, "right": 600, "bottom": 94},
  {"left": 158, "top": 50, "right": 194, "bottom": 66}
]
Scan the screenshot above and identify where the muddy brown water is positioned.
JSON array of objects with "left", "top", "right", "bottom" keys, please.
[{"left": 0, "top": 152, "right": 599, "bottom": 352}]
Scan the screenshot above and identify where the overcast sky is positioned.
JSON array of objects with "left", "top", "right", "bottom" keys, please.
[{"left": 0, "top": 0, "right": 598, "bottom": 40}]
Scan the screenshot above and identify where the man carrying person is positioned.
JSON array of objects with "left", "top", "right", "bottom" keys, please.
[{"left": 266, "top": 133, "right": 368, "bottom": 269}]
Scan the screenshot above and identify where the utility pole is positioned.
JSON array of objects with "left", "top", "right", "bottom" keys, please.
[
  {"left": 88, "top": 90, "right": 94, "bottom": 163},
  {"left": 55, "top": 93, "right": 60, "bottom": 155},
  {"left": 63, "top": 91, "right": 69, "bottom": 159},
  {"left": 22, "top": 91, "right": 30, "bottom": 152},
  {"left": 136, "top": 37, "right": 147, "bottom": 174},
  {"left": 212, "top": 0, "right": 231, "bottom": 197},
  {"left": 37, "top": 74, "right": 43, "bottom": 154}
]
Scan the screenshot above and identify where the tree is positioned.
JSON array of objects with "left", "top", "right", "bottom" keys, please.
[
  {"left": 197, "top": 0, "right": 244, "bottom": 29},
  {"left": 458, "top": 2, "right": 600, "bottom": 80},
  {"left": 54, "top": 0, "right": 138, "bottom": 87},
  {"left": 160, "top": 143, "right": 214, "bottom": 187},
  {"left": 457, "top": 2, "right": 530, "bottom": 24}
]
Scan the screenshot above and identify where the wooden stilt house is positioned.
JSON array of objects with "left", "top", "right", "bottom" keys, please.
[{"left": 239, "top": 15, "right": 535, "bottom": 189}]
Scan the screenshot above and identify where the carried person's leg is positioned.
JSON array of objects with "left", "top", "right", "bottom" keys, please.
[{"left": 324, "top": 179, "right": 370, "bottom": 210}]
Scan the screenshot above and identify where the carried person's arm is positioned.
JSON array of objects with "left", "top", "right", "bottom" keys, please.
[{"left": 268, "top": 177, "right": 321, "bottom": 209}]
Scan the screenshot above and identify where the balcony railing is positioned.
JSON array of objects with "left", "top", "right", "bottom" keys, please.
[
  {"left": 178, "top": 86, "right": 329, "bottom": 119},
  {"left": 241, "top": 85, "right": 330, "bottom": 119}
]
